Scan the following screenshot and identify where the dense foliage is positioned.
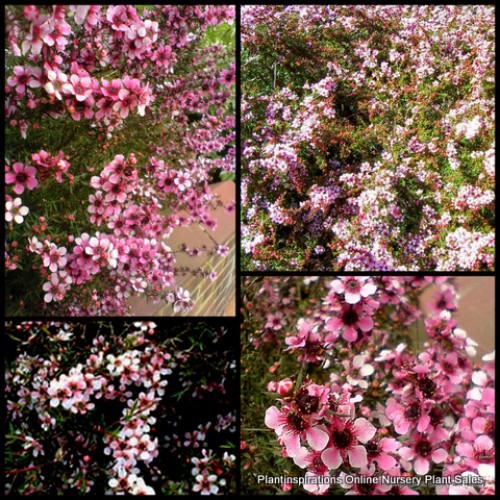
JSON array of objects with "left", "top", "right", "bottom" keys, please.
[
  {"left": 241, "top": 5, "right": 495, "bottom": 271},
  {"left": 5, "top": 321, "right": 237, "bottom": 495}
]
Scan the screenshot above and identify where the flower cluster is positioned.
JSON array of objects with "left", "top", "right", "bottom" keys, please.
[
  {"left": 5, "top": 5, "right": 235, "bottom": 315},
  {"left": 241, "top": 5, "right": 495, "bottom": 271},
  {"left": 5, "top": 321, "right": 237, "bottom": 495},
  {"left": 242, "top": 276, "right": 495, "bottom": 495}
]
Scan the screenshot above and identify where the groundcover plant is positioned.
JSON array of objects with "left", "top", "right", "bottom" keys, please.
[
  {"left": 241, "top": 5, "right": 495, "bottom": 271},
  {"left": 5, "top": 320, "right": 237, "bottom": 495},
  {"left": 5, "top": 5, "right": 235, "bottom": 315},
  {"left": 241, "top": 276, "right": 495, "bottom": 495}
]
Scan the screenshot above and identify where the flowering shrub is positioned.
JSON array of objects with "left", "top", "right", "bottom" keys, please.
[
  {"left": 241, "top": 5, "right": 495, "bottom": 271},
  {"left": 241, "top": 276, "right": 495, "bottom": 495},
  {"left": 5, "top": 320, "right": 237, "bottom": 495},
  {"left": 5, "top": 5, "right": 235, "bottom": 315}
]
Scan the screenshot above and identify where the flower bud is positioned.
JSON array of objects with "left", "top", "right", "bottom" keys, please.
[{"left": 276, "top": 378, "right": 294, "bottom": 396}]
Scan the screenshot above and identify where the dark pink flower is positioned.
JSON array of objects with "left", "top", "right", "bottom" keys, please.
[
  {"left": 7, "top": 65, "right": 42, "bottom": 94},
  {"left": 366, "top": 436, "right": 400, "bottom": 471},
  {"left": 321, "top": 416, "right": 376, "bottom": 469},
  {"left": 101, "top": 79, "right": 123, "bottom": 100},
  {"left": 385, "top": 397, "right": 433, "bottom": 435},
  {"left": 6, "top": 162, "right": 38, "bottom": 195},
  {"left": 399, "top": 428, "right": 448, "bottom": 475},
  {"left": 325, "top": 303, "right": 374, "bottom": 342}
]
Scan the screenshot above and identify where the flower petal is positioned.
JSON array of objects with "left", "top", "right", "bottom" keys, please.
[
  {"left": 348, "top": 445, "right": 367, "bottom": 468},
  {"left": 321, "top": 446, "right": 342, "bottom": 470},
  {"left": 306, "top": 426, "right": 329, "bottom": 451},
  {"left": 352, "top": 417, "right": 376, "bottom": 443},
  {"left": 414, "top": 456, "right": 429, "bottom": 475}
]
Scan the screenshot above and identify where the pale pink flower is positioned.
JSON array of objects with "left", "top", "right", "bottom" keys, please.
[
  {"left": 42, "top": 243, "right": 68, "bottom": 273},
  {"left": 265, "top": 405, "right": 329, "bottom": 458},
  {"left": 68, "top": 74, "right": 94, "bottom": 102},
  {"left": 44, "top": 70, "right": 73, "bottom": 100},
  {"left": 329, "top": 276, "right": 377, "bottom": 304}
]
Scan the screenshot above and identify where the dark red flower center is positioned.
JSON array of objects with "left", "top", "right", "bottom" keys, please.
[
  {"left": 415, "top": 439, "right": 432, "bottom": 457},
  {"left": 342, "top": 310, "right": 359, "bottom": 326},
  {"left": 475, "top": 450, "right": 494, "bottom": 462},
  {"left": 16, "top": 172, "right": 28, "bottom": 183},
  {"left": 358, "top": 483, "right": 375, "bottom": 494},
  {"left": 312, "top": 455, "right": 328, "bottom": 473},
  {"left": 305, "top": 341, "right": 324, "bottom": 355},
  {"left": 404, "top": 403, "right": 420, "bottom": 421},
  {"left": 296, "top": 389, "right": 320, "bottom": 415},
  {"left": 345, "top": 279, "right": 360, "bottom": 292},
  {"left": 333, "top": 429, "right": 352, "bottom": 449},
  {"left": 429, "top": 406, "right": 443, "bottom": 427},
  {"left": 418, "top": 377, "right": 437, "bottom": 398},
  {"left": 366, "top": 439, "right": 380, "bottom": 457},
  {"left": 288, "top": 413, "right": 305, "bottom": 431}
]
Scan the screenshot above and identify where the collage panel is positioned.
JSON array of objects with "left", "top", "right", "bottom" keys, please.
[
  {"left": 240, "top": 5, "right": 494, "bottom": 272},
  {"left": 4, "top": 5, "right": 236, "bottom": 317},
  {"left": 241, "top": 276, "right": 495, "bottom": 495},
  {"left": 3, "top": 3, "right": 497, "bottom": 497},
  {"left": 5, "top": 319, "right": 238, "bottom": 495}
]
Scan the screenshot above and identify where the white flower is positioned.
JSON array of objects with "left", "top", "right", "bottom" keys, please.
[
  {"left": 345, "top": 354, "right": 374, "bottom": 389},
  {"left": 5, "top": 197, "right": 29, "bottom": 224}
]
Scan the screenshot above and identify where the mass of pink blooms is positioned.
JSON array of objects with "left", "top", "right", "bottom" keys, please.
[
  {"left": 244, "top": 277, "right": 495, "bottom": 495},
  {"left": 5, "top": 5, "right": 235, "bottom": 315},
  {"left": 241, "top": 5, "right": 495, "bottom": 271}
]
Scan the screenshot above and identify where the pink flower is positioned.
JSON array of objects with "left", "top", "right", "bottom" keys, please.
[
  {"left": 44, "top": 70, "right": 73, "bottom": 100},
  {"left": 265, "top": 405, "right": 329, "bottom": 457},
  {"left": 113, "top": 91, "right": 137, "bottom": 119},
  {"left": 42, "top": 273, "right": 69, "bottom": 303},
  {"left": 344, "top": 353, "right": 374, "bottom": 389},
  {"left": 293, "top": 448, "right": 330, "bottom": 494},
  {"left": 68, "top": 74, "right": 94, "bottom": 102},
  {"left": 399, "top": 428, "right": 448, "bottom": 475},
  {"left": 85, "top": 235, "right": 118, "bottom": 268},
  {"left": 366, "top": 436, "right": 400, "bottom": 471},
  {"left": 106, "top": 5, "right": 129, "bottom": 31},
  {"left": 455, "top": 435, "right": 495, "bottom": 470},
  {"left": 321, "top": 417, "right": 376, "bottom": 469},
  {"left": 265, "top": 312, "right": 284, "bottom": 330},
  {"left": 7, "top": 65, "right": 42, "bottom": 94},
  {"left": 219, "top": 67, "right": 235, "bottom": 87},
  {"left": 329, "top": 276, "right": 377, "bottom": 304},
  {"left": 22, "top": 16, "right": 51, "bottom": 55},
  {"left": 101, "top": 79, "right": 123, "bottom": 100},
  {"left": 385, "top": 397, "right": 433, "bottom": 435},
  {"left": 284, "top": 319, "right": 326, "bottom": 363},
  {"left": 325, "top": 303, "right": 374, "bottom": 342},
  {"left": 6, "top": 162, "right": 38, "bottom": 195},
  {"left": 42, "top": 243, "right": 68, "bottom": 273}
]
